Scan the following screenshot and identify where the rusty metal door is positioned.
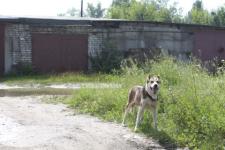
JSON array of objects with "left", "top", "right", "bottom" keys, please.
[
  {"left": 0, "top": 24, "right": 4, "bottom": 76},
  {"left": 32, "top": 33, "right": 88, "bottom": 73},
  {"left": 194, "top": 30, "right": 225, "bottom": 61}
]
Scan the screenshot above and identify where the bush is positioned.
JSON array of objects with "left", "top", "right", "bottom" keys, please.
[
  {"left": 68, "top": 56, "right": 225, "bottom": 149},
  {"left": 6, "top": 63, "right": 36, "bottom": 76},
  {"left": 90, "top": 41, "right": 124, "bottom": 73},
  {"left": 149, "top": 57, "right": 225, "bottom": 148}
]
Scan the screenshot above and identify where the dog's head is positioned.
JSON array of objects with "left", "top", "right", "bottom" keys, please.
[{"left": 146, "top": 75, "right": 160, "bottom": 94}]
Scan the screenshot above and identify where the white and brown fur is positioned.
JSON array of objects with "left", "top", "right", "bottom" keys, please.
[{"left": 122, "top": 75, "right": 160, "bottom": 131}]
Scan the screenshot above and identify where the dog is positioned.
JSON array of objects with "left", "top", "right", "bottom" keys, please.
[{"left": 122, "top": 75, "right": 160, "bottom": 131}]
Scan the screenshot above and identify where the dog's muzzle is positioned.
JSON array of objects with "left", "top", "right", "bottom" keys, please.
[{"left": 151, "top": 84, "right": 159, "bottom": 92}]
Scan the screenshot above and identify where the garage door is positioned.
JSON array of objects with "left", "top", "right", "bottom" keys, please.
[
  {"left": 0, "top": 24, "right": 4, "bottom": 76},
  {"left": 194, "top": 30, "right": 225, "bottom": 61},
  {"left": 32, "top": 34, "right": 88, "bottom": 73}
]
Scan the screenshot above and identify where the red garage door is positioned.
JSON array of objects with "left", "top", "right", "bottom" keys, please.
[
  {"left": 194, "top": 30, "right": 225, "bottom": 61},
  {"left": 0, "top": 24, "right": 4, "bottom": 76},
  {"left": 32, "top": 34, "right": 88, "bottom": 73}
]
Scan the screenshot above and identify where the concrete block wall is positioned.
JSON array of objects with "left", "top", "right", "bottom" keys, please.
[{"left": 103, "top": 23, "right": 194, "bottom": 60}]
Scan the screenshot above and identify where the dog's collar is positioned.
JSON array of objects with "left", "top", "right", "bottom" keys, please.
[{"left": 143, "top": 86, "right": 157, "bottom": 101}]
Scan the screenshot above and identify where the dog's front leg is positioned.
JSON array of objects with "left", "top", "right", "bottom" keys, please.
[
  {"left": 134, "top": 105, "right": 145, "bottom": 131},
  {"left": 153, "top": 108, "right": 157, "bottom": 130},
  {"left": 122, "top": 108, "right": 129, "bottom": 126}
]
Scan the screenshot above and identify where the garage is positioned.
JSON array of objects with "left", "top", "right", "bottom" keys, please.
[{"left": 32, "top": 33, "right": 88, "bottom": 73}]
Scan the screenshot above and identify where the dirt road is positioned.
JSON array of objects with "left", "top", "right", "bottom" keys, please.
[{"left": 0, "top": 96, "right": 164, "bottom": 150}]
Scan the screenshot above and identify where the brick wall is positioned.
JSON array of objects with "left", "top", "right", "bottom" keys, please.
[{"left": 4, "top": 24, "right": 32, "bottom": 73}]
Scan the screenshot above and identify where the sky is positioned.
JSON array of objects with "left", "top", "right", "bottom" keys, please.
[{"left": 0, "top": 0, "right": 225, "bottom": 17}]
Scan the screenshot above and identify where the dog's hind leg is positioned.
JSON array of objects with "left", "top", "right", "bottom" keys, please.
[
  {"left": 153, "top": 108, "right": 157, "bottom": 130},
  {"left": 122, "top": 90, "right": 136, "bottom": 126},
  {"left": 122, "top": 102, "right": 134, "bottom": 126},
  {"left": 134, "top": 105, "right": 145, "bottom": 131}
]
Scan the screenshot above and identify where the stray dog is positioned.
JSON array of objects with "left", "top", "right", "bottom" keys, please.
[{"left": 122, "top": 75, "right": 160, "bottom": 131}]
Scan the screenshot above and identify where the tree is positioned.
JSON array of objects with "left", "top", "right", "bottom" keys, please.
[
  {"left": 107, "top": 0, "right": 131, "bottom": 19},
  {"left": 211, "top": 6, "right": 225, "bottom": 26},
  {"left": 185, "top": 0, "right": 212, "bottom": 25},
  {"left": 67, "top": 8, "right": 79, "bottom": 16},
  {"left": 58, "top": 2, "right": 105, "bottom": 18},
  {"left": 86, "top": 2, "right": 105, "bottom": 18},
  {"left": 57, "top": 7, "right": 79, "bottom": 17},
  {"left": 107, "top": 0, "right": 182, "bottom": 23},
  {"left": 169, "top": 2, "right": 183, "bottom": 23},
  {"left": 193, "top": 0, "right": 203, "bottom": 10},
  {"left": 111, "top": 0, "right": 131, "bottom": 6}
]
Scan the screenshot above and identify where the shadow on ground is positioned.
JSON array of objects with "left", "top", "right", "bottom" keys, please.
[
  {"left": 124, "top": 111, "right": 179, "bottom": 150},
  {"left": 140, "top": 122, "right": 179, "bottom": 150}
]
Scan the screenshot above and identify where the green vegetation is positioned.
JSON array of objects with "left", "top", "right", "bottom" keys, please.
[
  {"left": 58, "top": 2, "right": 105, "bottom": 18},
  {"left": 108, "top": 0, "right": 225, "bottom": 26},
  {"left": 185, "top": 0, "right": 212, "bottom": 25},
  {"left": 0, "top": 88, "right": 73, "bottom": 97},
  {"left": 107, "top": 0, "right": 182, "bottom": 23},
  {"left": 90, "top": 41, "right": 124, "bottom": 73},
  {"left": 59, "top": 0, "right": 225, "bottom": 27},
  {"left": 0, "top": 73, "right": 119, "bottom": 85},
  {"left": 86, "top": 2, "right": 105, "bottom": 18},
  {"left": 67, "top": 57, "right": 225, "bottom": 149}
]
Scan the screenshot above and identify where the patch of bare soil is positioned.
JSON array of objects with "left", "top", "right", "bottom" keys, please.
[{"left": 0, "top": 96, "right": 164, "bottom": 150}]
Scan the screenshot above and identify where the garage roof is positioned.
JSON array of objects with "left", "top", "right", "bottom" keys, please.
[{"left": 0, "top": 16, "right": 225, "bottom": 30}]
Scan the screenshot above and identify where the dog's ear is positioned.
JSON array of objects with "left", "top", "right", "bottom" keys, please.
[
  {"left": 146, "top": 75, "right": 151, "bottom": 83},
  {"left": 157, "top": 75, "right": 160, "bottom": 79},
  {"left": 157, "top": 75, "right": 161, "bottom": 84}
]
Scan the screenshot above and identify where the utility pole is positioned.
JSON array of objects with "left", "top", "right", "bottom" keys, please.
[{"left": 81, "top": 0, "right": 83, "bottom": 17}]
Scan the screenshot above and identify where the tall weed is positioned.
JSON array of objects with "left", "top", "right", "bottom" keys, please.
[{"left": 68, "top": 56, "right": 225, "bottom": 149}]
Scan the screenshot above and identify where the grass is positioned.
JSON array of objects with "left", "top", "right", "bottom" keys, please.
[
  {"left": 0, "top": 88, "right": 74, "bottom": 97},
  {"left": 0, "top": 72, "right": 119, "bottom": 85},
  {"left": 66, "top": 57, "right": 225, "bottom": 149}
]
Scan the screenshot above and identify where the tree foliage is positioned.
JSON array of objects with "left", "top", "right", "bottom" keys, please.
[
  {"left": 86, "top": 2, "right": 105, "bottom": 18},
  {"left": 211, "top": 6, "right": 225, "bottom": 26},
  {"left": 57, "top": 0, "right": 225, "bottom": 26},
  {"left": 107, "top": 0, "right": 225, "bottom": 26},
  {"left": 107, "top": 0, "right": 182, "bottom": 23},
  {"left": 111, "top": 0, "right": 131, "bottom": 6},
  {"left": 58, "top": 7, "right": 79, "bottom": 17},
  {"left": 58, "top": 2, "right": 105, "bottom": 18},
  {"left": 185, "top": 0, "right": 212, "bottom": 25}
]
